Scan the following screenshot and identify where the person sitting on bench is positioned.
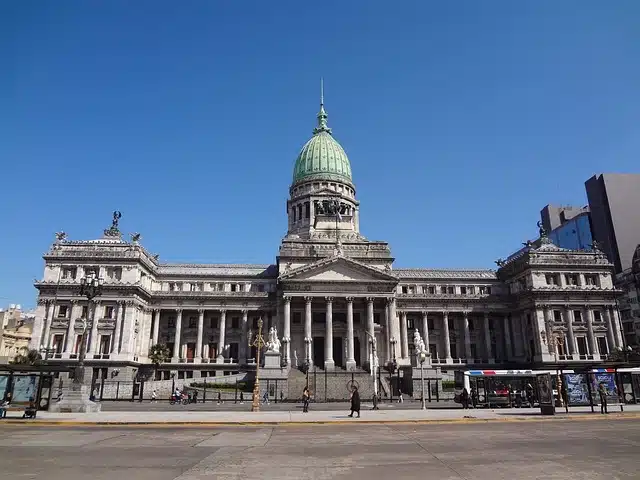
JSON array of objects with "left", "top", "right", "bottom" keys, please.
[{"left": 23, "top": 397, "right": 37, "bottom": 419}]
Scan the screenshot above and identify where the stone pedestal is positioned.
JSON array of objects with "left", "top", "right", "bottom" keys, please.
[
  {"left": 345, "top": 360, "right": 357, "bottom": 371},
  {"left": 48, "top": 384, "right": 101, "bottom": 413},
  {"left": 264, "top": 351, "right": 282, "bottom": 369}
]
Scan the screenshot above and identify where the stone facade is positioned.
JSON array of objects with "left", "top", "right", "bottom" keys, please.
[{"left": 29, "top": 99, "right": 625, "bottom": 399}]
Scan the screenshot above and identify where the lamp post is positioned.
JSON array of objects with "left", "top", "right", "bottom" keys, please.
[
  {"left": 389, "top": 337, "right": 398, "bottom": 401},
  {"left": 74, "top": 272, "right": 103, "bottom": 386},
  {"left": 248, "top": 317, "right": 266, "bottom": 412},
  {"left": 39, "top": 345, "right": 56, "bottom": 361},
  {"left": 553, "top": 331, "right": 566, "bottom": 408},
  {"left": 418, "top": 350, "right": 427, "bottom": 410},
  {"left": 364, "top": 331, "right": 378, "bottom": 404}
]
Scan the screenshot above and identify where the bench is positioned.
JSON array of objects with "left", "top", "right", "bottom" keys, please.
[{"left": 0, "top": 405, "right": 37, "bottom": 419}]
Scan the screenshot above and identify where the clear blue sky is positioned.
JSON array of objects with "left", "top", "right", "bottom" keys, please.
[{"left": 2, "top": 1, "right": 639, "bottom": 308}]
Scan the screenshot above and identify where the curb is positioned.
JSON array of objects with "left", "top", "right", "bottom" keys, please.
[{"left": 1, "top": 413, "right": 639, "bottom": 427}]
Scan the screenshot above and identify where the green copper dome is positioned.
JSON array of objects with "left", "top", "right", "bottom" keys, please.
[{"left": 292, "top": 100, "right": 353, "bottom": 186}]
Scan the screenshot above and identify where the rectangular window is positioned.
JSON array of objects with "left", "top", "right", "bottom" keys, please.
[
  {"left": 374, "top": 313, "right": 380, "bottom": 325},
  {"left": 428, "top": 286, "right": 435, "bottom": 294},
  {"left": 593, "top": 310, "right": 602, "bottom": 322},
  {"left": 293, "top": 312, "right": 302, "bottom": 325},
  {"left": 188, "top": 317, "right": 197, "bottom": 328},
  {"left": 401, "top": 286, "right": 408, "bottom": 294},
  {"left": 546, "top": 275, "right": 557, "bottom": 285},
  {"left": 428, "top": 318, "right": 434, "bottom": 330},
  {"left": 99, "top": 335, "right": 111, "bottom": 354},
  {"left": 597, "top": 337, "right": 609, "bottom": 355},
  {"left": 573, "top": 310, "right": 582, "bottom": 322},
  {"left": 104, "top": 306, "right": 114, "bottom": 319},
  {"left": 565, "top": 274, "right": 578, "bottom": 286},
  {"left": 52, "top": 334, "right": 64, "bottom": 354},
  {"left": 231, "top": 284, "right": 237, "bottom": 292},
  {"left": 486, "top": 287, "right": 492, "bottom": 295},
  {"left": 460, "top": 286, "right": 467, "bottom": 294},
  {"left": 353, "top": 312, "right": 360, "bottom": 324},
  {"left": 231, "top": 317, "right": 239, "bottom": 329},
  {"left": 468, "top": 286, "right": 475, "bottom": 295},
  {"left": 168, "top": 317, "right": 176, "bottom": 329},
  {"left": 553, "top": 310, "right": 562, "bottom": 322},
  {"left": 448, "top": 286, "right": 454, "bottom": 294},
  {"left": 81, "top": 306, "right": 88, "bottom": 318},
  {"left": 440, "top": 286, "right": 447, "bottom": 294},
  {"left": 62, "top": 267, "right": 77, "bottom": 279},
  {"left": 576, "top": 337, "right": 588, "bottom": 355},
  {"left": 407, "top": 318, "right": 414, "bottom": 330},
  {"left": 58, "top": 305, "right": 69, "bottom": 318}
]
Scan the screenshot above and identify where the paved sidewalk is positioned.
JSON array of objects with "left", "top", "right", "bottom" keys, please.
[{"left": 2, "top": 404, "right": 639, "bottom": 425}]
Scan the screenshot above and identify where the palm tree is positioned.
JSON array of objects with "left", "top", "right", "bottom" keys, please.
[{"left": 12, "top": 348, "right": 43, "bottom": 366}]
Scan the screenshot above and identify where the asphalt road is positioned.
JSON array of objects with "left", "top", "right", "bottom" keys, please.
[{"left": 2, "top": 419, "right": 639, "bottom": 479}]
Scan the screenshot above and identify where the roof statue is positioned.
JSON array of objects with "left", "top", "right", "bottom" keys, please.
[
  {"left": 537, "top": 220, "right": 553, "bottom": 245},
  {"left": 54, "top": 231, "right": 67, "bottom": 243},
  {"left": 590, "top": 240, "right": 603, "bottom": 252},
  {"left": 104, "top": 211, "right": 123, "bottom": 238},
  {"left": 130, "top": 232, "right": 142, "bottom": 243},
  {"left": 495, "top": 258, "right": 506, "bottom": 267}
]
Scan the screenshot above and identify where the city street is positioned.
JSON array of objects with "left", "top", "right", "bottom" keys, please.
[{"left": 2, "top": 419, "right": 639, "bottom": 479}]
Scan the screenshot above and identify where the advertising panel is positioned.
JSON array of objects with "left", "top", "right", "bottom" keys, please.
[
  {"left": 591, "top": 373, "right": 618, "bottom": 404},
  {"left": 12, "top": 375, "right": 38, "bottom": 403},
  {"left": 0, "top": 375, "right": 8, "bottom": 400},
  {"left": 564, "top": 373, "right": 590, "bottom": 406}
]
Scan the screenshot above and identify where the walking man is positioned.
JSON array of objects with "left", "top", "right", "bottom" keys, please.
[{"left": 598, "top": 383, "right": 608, "bottom": 414}]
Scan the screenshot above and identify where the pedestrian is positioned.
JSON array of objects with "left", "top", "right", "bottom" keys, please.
[
  {"left": 302, "top": 386, "right": 310, "bottom": 413},
  {"left": 263, "top": 391, "right": 269, "bottom": 404},
  {"left": 598, "top": 383, "right": 608, "bottom": 414},
  {"left": 372, "top": 393, "right": 379, "bottom": 410},
  {"left": 398, "top": 389, "right": 403, "bottom": 403},
  {"left": 470, "top": 386, "right": 477, "bottom": 408},
  {"left": 240, "top": 392, "right": 244, "bottom": 404},
  {"left": 348, "top": 386, "right": 360, "bottom": 418},
  {"left": 461, "top": 388, "right": 470, "bottom": 409},
  {"left": 151, "top": 389, "right": 157, "bottom": 403}
]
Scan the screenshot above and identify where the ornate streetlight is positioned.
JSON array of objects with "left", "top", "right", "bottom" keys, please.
[
  {"left": 364, "top": 331, "right": 379, "bottom": 407},
  {"left": 248, "top": 317, "right": 267, "bottom": 412},
  {"left": 74, "top": 272, "right": 104, "bottom": 386},
  {"left": 553, "top": 331, "right": 566, "bottom": 408}
]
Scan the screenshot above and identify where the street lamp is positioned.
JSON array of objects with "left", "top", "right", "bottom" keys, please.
[
  {"left": 74, "top": 272, "right": 104, "bottom": 386},
  {"left": 418, "top": 349, "right": 428, "bottom": 410},
  {"left": 389, "top": 337, "right": 398, "bottom": 401},
  {"left": 553, "top": 331, "right": 566, "bottom": 408},
  {"left": 364, "top": 331, "right": 379, "bottom": 408},
  {"left": 248, "top": 317, "right": 266, "bottom": 412},
  {"left": 39, "top": 345, "right": 56, "bottom": 361}
]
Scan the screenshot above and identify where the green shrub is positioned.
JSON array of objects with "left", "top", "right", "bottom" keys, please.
[{"left": 441, "top": 380, "right": 456, "bottom": 391}]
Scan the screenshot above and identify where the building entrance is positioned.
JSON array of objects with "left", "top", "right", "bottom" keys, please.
[{"left": 313, "top": 337, "right": 324, "bottom": 367}]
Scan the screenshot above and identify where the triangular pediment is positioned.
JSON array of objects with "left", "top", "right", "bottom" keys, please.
[{"left": 279, "top": 255, "right": 397, "bottom": 283}]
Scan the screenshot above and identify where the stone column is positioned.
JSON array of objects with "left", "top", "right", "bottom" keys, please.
[
  {"left": 585, "top": 307, "right": 598, "bottom": 357},
  {"left": 172, "top": 309, "right": 182, "bottom": 362},
  {"left": 346, "top": 297, "right": 355, "bottom": 370},
  {"left": 422, "top": 311, "right": 430, "bottom": 353},
  {"left": 305, "top": 296, "right": 313, "bottom": 366},
  {"left": 112, "top": 301, "right": 125, "bottom": 355},
  {"left": 324, "top": 297, "right": 334, "bottom": 370},
  {"left": 442, "top": 311, "right": 452, "bottom": 362},
  {"left": 87, "top": 301, "right": 101, "bottom": 354},
  {"left": 564, "top": 306, "right": 576, "bottom": 357},
  {"left": 64, "top": 301, "right": 79, "bottom": 354},
  {"left": 42, "top": 300, "right": 55, "bottom": 349},
  {"left": 151, "top": 308, "right": 160, "bottom": 347},
  {"left": 483, "top": 312, "right": 493, "bottom": 362},
  {"left": 463, "top": 311, "right": 472, "bottom": 361},
  {"left": 217, "top": 309, "right": 226, "bottom": 363},
  {"left": 283, "top": 297, "right": 291, "bottom": 366},
  {"left": 240, "top": 309, "right": 249, "bottom": 364},
  {"left": 389, "top": 298, "right": 400, "bottom": 351},
  {"left": 196, "top": 308, "right": 205, "bottom": 361},
  {"left": 503, "top": 315, "right": 512, "bottom": 360},
  {"left": 366, "top": 297, "right": 374, "bottom": 363},
  {"left": 400, "top": 311, "right": 409, "bottom": 360},
  {"left": 605, "top": 307, "right": 616, "bottom": 353},
  {"left": 384, "top": 299, "right": 391, "bottom": 362},
  {"left": 612, "top": 307, "right": 624, "bottom": 348},
  {"left": 120, "top": 301, "right": 136, "bottom": 356}
]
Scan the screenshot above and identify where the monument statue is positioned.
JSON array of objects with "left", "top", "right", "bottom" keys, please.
[
  {"left": 413, "top": 328, "right": 427, "bottom": 355},
  {"left": 266, "top": 326, "right": 281, "bottom": 353}
]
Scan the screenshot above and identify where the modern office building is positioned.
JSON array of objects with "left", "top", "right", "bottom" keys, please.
[
  {"left": 586, "top": 174, "right": 640, "bottom": 274},
  {"left": 540, "top": 205, "right": 593, "bottom": 251}
]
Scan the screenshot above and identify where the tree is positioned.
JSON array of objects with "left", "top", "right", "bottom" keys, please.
[
  {"left": 12, "top": 348, "right": 43, "bottom": 366},
  {"left": 148, "top": 344, "right": 171, "bottom": 368}
]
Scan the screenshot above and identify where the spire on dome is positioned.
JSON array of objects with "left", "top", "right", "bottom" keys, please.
[{"left": 313, "top": 77, "right": 332, "bottom": 135}]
